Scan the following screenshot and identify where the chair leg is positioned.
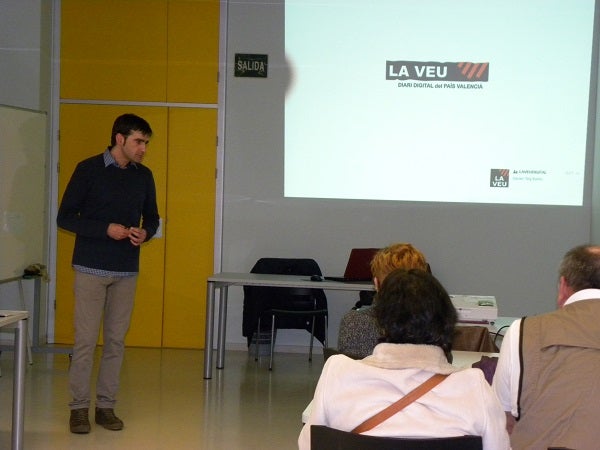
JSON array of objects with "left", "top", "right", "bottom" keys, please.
[
  {"left": 308, "top": 314, "right": 328, "bottom": 361},
  {"left": 269, "top": 314, "right": 276, "bottom": 371},
  {"left": 324, "top": 314, "right": 328, "bottom": 348},
  {"left": 255, "top": 317, "right": 261, "bottom": 361},
  {"left": 309, "top": 316, "right": 315, "bottom": 362}
]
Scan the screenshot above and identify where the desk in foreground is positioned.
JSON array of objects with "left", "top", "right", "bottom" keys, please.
[
  {"left": 301, "top": 350, "right": 499, "bottom": 423},
  {"left": 203, "top": 272, "right": 374, "bottom": 379},
  {"left": 0, "top": 310, "right": 28, "bottom": 450},
  {"left": 202, "top": 273, "right": 507, "bottom": 380}
]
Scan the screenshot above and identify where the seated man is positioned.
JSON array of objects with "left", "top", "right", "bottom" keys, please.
[
  {"left": 337, "top": 243, "right": 429, "bottom": 358},
  {"left": 300, "top": 269, "right": 509, "bottom": 450},
  {"left": 492, "top": 244, "right": 600, "bottom": 450}
]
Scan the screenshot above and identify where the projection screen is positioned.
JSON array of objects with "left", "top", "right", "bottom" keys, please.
[{"left": 219, "top": 0, "right": 599, "bottom": 349}]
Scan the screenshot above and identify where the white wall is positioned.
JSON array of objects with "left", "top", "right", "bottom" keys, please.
[
  {"left": 0, "top": 0, "right": 52, "bottom": 345},
  {"left": 220, "top": 0, "right": 597, "bottom": 351},
  {"left": 3, "top": 0, "right": 600, "bottom": 353},
  {"left": 0, "top": 0, "right": 45, "bottom": 111}
]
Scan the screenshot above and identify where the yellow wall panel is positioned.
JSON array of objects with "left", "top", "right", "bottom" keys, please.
[
  {"left": 55, "top": 104, "right": 168, "bottom": 347},
  {"left": 162, "top": 108, "right": 216, "bottom": 348},
  {"left": 167, "top": 1, "right": 220, "bottom": 103},
  {"left": 57, "top": 0, "right": 219, "bottom": 348},
  {"left": 60, "top": 0, "right": 168, "bottom": 102}
]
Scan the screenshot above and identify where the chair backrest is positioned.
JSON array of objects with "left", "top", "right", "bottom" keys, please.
[
  {"left": 249, "top": 257, "right": 322, "bottom": 276},
  {"left": 453, "top": 325, "right": 498, "bottom": 352},
  {"left": 310, "top": 425, "right": 483, "bottom": 450}
]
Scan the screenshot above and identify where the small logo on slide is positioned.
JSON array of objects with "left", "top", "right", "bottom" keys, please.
[{"left": 490, "top": 169, "right": 509, "bottom": 188}]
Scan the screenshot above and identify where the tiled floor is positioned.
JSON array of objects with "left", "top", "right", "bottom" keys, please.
[{"left": 0, "top": 347, "right": 324, "bottom": 449}]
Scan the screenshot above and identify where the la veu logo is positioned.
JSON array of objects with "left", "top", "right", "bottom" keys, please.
[
  {"left": 490, "top": 169, "right": 509, "bottom": 188},
  {"left": 386, "top": 61, "right": 489, "bottom": 82}
]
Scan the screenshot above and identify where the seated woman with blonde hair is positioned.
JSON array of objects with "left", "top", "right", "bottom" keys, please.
[
  {"left": 337, "top": 243, "right": 430, "bottom": 358},
  {"left": 299, "top": 269, "right": 509, "bottom": 450}
]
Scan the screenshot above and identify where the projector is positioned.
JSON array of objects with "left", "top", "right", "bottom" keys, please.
[{"left": 450, "top": 295, "right": 498, "bottom": 324}]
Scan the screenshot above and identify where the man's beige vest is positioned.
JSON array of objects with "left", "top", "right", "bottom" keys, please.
[{"left": 511, "top": 299, "right": 600, "bottom": 450}]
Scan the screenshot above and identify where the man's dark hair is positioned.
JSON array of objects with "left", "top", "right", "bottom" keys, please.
[
  {"left": 375, "top": 268, "right": 457, "bottom": 361},
  {"left": 559, "top": 245, "right": 600, "bottom": 291},
  {"left": 110, "top": 113, "right": 153, "bottom": 146}
]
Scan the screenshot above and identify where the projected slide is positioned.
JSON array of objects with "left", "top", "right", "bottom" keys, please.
[{"left": 284, "top": 0, "right": 596, "bottom": 205}]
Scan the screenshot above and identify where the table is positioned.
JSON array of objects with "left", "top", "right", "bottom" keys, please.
[
  {"left": 0, "top": 310, "right": 28, "bottom": 450},
  {"left": 203, "top": 273, "right": 375, "bottom": 379},
  {"left": 0, "top": 275, "right": 71, "bottom": 355},
  {"left": 301, "top": 350, "right": 499, "bottom": 423}
]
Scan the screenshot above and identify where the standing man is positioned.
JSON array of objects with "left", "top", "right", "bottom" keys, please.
[
  {"left": 492, "top": 244, "right": 600, "bottom": 450},
  {"left": 57, "top": 113, "right": 159, "bottom": 434}
]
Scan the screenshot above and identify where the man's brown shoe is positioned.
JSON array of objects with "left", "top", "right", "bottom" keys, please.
[
  {"left": 70, "top": 408, "right": 91, "bottom": 434},
  {"left": 95, "top": 407, "right": 124, "bottom": 431}
]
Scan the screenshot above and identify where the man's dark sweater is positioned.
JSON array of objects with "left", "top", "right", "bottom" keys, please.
[{"left": 57, "top": 152, "right": 159, "bottom": 272}]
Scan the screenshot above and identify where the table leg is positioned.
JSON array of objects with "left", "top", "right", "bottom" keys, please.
[
  {"left": 32, "top": 277, "right": 41, "bottom": 348},
  {"left": 12, "top": 318, "right": 27, "bottom": 450},
  {"left": 216, "top": 286, "right": 228, "bottom": 369},
  {"left": 203, "top": 282, "right": 216, "bottom": 379}
]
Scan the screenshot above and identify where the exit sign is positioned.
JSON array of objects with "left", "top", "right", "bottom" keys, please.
[{"left": 235, "top": 54, "right": 268, "bottom": 78}]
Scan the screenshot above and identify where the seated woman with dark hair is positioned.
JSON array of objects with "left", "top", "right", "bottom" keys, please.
[{"left": 299, "top": 269, "right": 509, "bottom": 450}]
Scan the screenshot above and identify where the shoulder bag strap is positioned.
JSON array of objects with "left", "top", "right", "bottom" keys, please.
[{"left": 351, "top": 373, "right": 449, "bottom": 434}]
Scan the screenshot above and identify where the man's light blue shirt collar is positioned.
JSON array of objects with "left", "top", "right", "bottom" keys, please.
[{"left": 103, "top": 147, "right": 137, "bottom": 168}]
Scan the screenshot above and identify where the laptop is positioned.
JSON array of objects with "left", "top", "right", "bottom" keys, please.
[{"left": 324, "top": 248, "right": 379, "bottom": 282}]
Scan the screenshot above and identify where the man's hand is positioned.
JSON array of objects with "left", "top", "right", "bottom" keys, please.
[
  {"left": 107, "top": 223, "right": 131, "bottom": 240},
  {"left": 128, "top": 227, "right": 147, "bottom": 246}
]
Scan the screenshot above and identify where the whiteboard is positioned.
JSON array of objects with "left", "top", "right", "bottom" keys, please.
[{"left": 0, "top": 105, "right": 47, "bottom": 281}]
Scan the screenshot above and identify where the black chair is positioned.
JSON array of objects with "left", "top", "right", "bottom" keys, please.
[
  {"left": 310, "top": 425, "right": 483, "bottom": 450},
  {"left": 261, "top": 287, "right": 328, "bottom": 370},
  {"left": 242, "top": 258, "right": 328, "bottom": 370}
]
